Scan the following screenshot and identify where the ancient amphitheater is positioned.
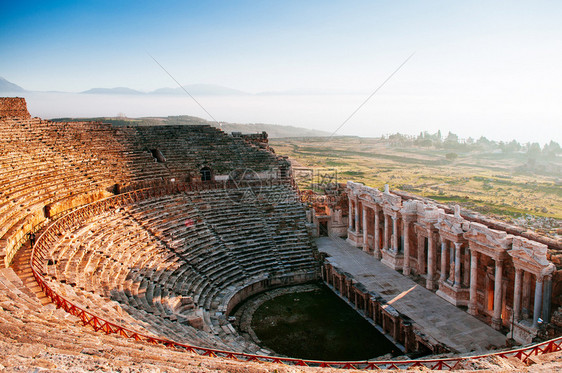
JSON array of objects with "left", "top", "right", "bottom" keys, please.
[{"left": 0, "top": 97, "right": 560, "bottom": 372}]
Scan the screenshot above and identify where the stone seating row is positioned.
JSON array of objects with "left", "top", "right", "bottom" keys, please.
[
  {"left": 0, "top": 116, "right": 307, "bottom": 350},
  {"left": 44, "top": 210, "right": 243, "bottom": 350},
  {"left": 41, "top": 186, "right": 315, "bottom": 351},
  {"left": 0, "top": 267, "right": 273, "bottom": 371}
]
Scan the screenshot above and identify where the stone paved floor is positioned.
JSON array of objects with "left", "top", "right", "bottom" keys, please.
[{"left": 317, "top": 236, "right": 507, "bottom": 354}]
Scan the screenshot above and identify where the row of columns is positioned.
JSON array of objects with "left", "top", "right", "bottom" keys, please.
[
  {"left": 349, "top": 201, "right": 395, "bottom": 257},
  {"left": 350, "top": 200, "right": 468, "bottom": 292},
  {"left": 513, "top": 268, "right": 552, "bottom": 328},
  {"left": 438, "top": 240, "right": 463, "bottom": 287},
  {"left": 467, "top": 251, "right": 552, "bottom": 330},
  {"left": 348, "top": 195, "right": 554, "bottom": 333},
  {"left": 346, "top": 185, "right": 556, "bottom": 340}
]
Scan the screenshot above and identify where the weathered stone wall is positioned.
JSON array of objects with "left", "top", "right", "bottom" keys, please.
[
  {"left": 0, "top": 97, "right": 31, "bottom": 119},
  {"left": 322, "top": 262, "right": 447, "bottom": 355},
  {"left": 238, "top": 131, "right": 269, "bottom": 148}
]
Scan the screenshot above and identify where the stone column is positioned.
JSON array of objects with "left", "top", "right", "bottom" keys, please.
[
  {"left": 426, "top": 229, "right": 435, "bottom": 290},
  {"left": 449, "top": 244, "right": 455, "bottom": 282},
  {"left": 454, "top": 242, "right": 462, "bottom": 288},
  {"left": 374, "top": 208, "right": 381, "bottom": 259},
  {"left": 338, "top": 275, "right": 342, "bottom": 293},
  {"left": 463, "top": 248, "right": 470, "bottom": 287},
  {"left": 362, "top": 207, "right": 368, "bottom": 252},
  {"left": 542, "top": 275, "right": 553, "bottom": 323},
  {"left": 492, "top": 259, "right": 503, "bottom": 330},
  {"left": 522, "top": 271, "right": 532, "bottom": 319},
  {"left": 533, "top": 276, "right": 543, "bottom": 328},
  {"left": 468, "top": 250, "right": 479, "bottom": 315},
  {"left": 417, "top": 234, "right": 426, "bottom": 274},
  {"left": 392, "top": 216, "right": 399, "bottom": 252},
  {"left": 354, "top": 201, "right": 360, "bottom": 233},
  {"left": 439, "top": 240, "right": 447, "bottom": 282},
  {"left": 348, "top": 200, "right": 353, "bottom": 230},
  {"left": 383, "top": 214, "right": 390, "bottom": 251},
  {"left": 513, "top": 268, "right": 523, "bottom": 322},
  {"left": 403, "top": 219, "right": 411, "bottom": 275}
]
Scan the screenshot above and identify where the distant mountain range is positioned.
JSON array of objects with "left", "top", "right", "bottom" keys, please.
[
  {"left": 81, "top": 87, "right": 146, "bottom": 95},
  {"left": 0, "top": 77, "right": 251, "bottom": 96},
  {"left": 82, "top": 84, "right": 250, "bottom": 96},
  {"left": 0, "top": 77, "right": 344, "bottom": 96},
  {"left": 0, "top": 77, "right": 25, "bottom": 93},
  {"left": 150, "top": 84, "right": 249, "bottom": 96},
  {"left": 1, "top": 77, "right": 331, "bottom": 138}
]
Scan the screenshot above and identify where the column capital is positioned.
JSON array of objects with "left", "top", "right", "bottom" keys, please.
[
  {"left": 536, "top": 275, "right": 544, "bottom": 284},
  {"left": 401, "top": 213, "right": 416, "bottom": 223}
]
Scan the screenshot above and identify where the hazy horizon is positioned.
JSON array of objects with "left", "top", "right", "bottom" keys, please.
[
  {"left": 2, "top": 1, "right": 561, "bottom": 145},
  {"left": 11, "top": 90, "right": 556, "bottom": 145}
]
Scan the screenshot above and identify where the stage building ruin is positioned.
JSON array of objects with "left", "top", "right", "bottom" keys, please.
[{"left": 314, "top": 181, "right": 561, "bottom": 344}]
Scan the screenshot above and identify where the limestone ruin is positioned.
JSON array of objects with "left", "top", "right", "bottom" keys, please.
[
  {"left": 0, "top": 97, "right": 560, "bottom": 371},
  {"left": 319, "top": 181, "right": 561, "bottom": 345}
]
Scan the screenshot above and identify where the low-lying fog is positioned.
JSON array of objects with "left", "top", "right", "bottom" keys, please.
[{"left": 20, "top": 91, "right": 560, "bottom": 145}]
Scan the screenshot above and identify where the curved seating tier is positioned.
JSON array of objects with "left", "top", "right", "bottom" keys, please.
[
  {"left": 0, "top": 267, "right": 286, "bottom": 372},
  {"left": 0, "top": 117, "right": 286, "bottom": 267},
  {"left": 39, "top": 185, "right": 318, "bottom": 353}
]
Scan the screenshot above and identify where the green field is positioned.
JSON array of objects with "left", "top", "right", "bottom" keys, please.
[{"left": 270, "top": 136, "right": 561, "bottom": 235}]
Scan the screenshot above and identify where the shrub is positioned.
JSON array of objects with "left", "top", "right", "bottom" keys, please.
[{"left": 445, "top": 152, "right": 458, "bottom": 161}]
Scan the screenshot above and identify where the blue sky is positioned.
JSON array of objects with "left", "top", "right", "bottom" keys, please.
[{"left": 1, "top": 1, "right": 561, "bottom": 143}]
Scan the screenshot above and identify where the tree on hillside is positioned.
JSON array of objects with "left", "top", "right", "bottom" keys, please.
[
  {"left": 501, "top": 139, "right": 522, "bottom": 153},
  {"left": 543, "top": 140, "right": 561, "bottom": 157},
  {"left": 477, "top": 136, "right": 491, "bottom": 145},
  {"left": 443, "top": 131, "right": 460, "bottom": 149},
  {"left": 527, "top": 142, "right": 542, "bottom": 157},
  {"left": 445, "top": 131, "right": 459, "bottom": 143},
  {"left": 414, "top": 131, "right": 433, "bottom": 147}
]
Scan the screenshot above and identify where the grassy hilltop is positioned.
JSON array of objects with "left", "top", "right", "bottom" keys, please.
[{"left": 270, "top": 133, "right": 561, "bottom": 234}]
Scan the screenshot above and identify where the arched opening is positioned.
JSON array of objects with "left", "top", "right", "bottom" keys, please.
[
  {"left": 200, "top": 167, "right": 212, "bottom": 182},
  {"left": 150, "top": 149, "right": 166, "bottom": 163}
]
